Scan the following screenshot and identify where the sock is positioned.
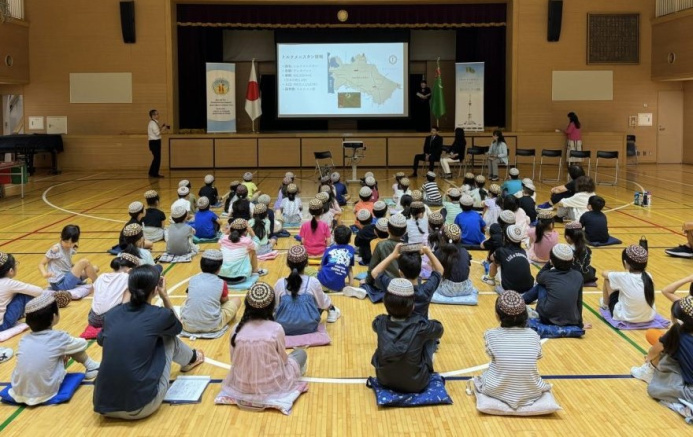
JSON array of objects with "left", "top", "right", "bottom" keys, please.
[
  {"left": 85, "top": 357, "right": 100, "bottom": 371},
  {"left": 188, "top": 350, "right": 197, "bottom": 365}
]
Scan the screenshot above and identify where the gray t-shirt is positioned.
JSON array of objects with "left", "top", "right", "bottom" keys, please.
[
  {"left": 45, "top": 244, "right": 74, "bottom": 284},
  {"left": 166, "top": 223, "right": 194, "bottom": 255},
  {"left": 181, "top": 273, "right": 225, "bottom": 332},
  {"left": 10, "top": 330, "right": 88, "bottom": 405}
]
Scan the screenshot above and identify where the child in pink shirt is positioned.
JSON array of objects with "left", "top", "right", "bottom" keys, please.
[
  {"left": 219, "top": 219, "right": 268, "bottom": 280},
  {"left": 527, "top": 212, "right": 559, "bottom": 264},
  {"left": 299, "top": 199, "right": 332, "bottom": 257},
  {"left": 218, "top": 282, "right": 307, "bottom": 405}
]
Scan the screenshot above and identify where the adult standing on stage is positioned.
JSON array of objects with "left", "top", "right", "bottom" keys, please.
[
  {"left": 147, "top": 109, "right": 169, "bottom": 178},
  {"left": 559, "top": 112, "right": 582, "bottom": 165},
  {"left": 440, "top": 127, "right": 467, "bottom": 179},
  {"left": 415, "top": 80, "right": 431, "bottom": 132},
  {"left": 410, "top": 126, "right": 443, "bottom": 177}
]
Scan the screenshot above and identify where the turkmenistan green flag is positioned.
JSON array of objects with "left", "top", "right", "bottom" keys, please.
[{"left": 431, "top": 59, "right": 446, "bottom": 122}]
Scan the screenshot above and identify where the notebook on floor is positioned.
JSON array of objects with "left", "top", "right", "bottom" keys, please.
[{"left": 163, "top": 376, "right": 212, "bottom": 404}]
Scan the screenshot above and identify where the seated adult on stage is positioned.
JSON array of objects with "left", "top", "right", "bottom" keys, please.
[
  {"left": 440, "top": 128, "right": 467, "bottom": 179},
  {"left": 411, "top": 127, "right": 443, "bottom": 177}
]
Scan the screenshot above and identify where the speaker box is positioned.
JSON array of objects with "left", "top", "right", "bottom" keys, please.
[
  {"left": 120, "top": 1, "right": 136, "bottom": 44},
  {"left": 547, "top": 0, "right": 563, "bottom": 42}
]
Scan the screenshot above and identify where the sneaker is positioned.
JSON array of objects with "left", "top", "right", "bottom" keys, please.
[
  {"left": 85, "top": 364, "right": 100, "bottom": 380},
  {"left": 343, "top": 286, "right": 367, "bottom": 300},
  {"left": 181, "top": 349, "right": 205, "bottom": 372},
  {"left": 481, "top": 275, "right": 496, "bottom": 286},
  {"left": 665, "top": 245, "right": 693, "bottom": 259},
  {"left": 54, "top": 291, "right": 72, "bottom": 308},
  {"left": 0, "top": 347, "right": 13, "bottom": 363},
  {"left": 599, "top": 297, "right": 608, "bottom": 310},
  {"left": 257, "top": 268, "right": 269, "bottom": 277},
  {"left": 327, "top": 306, "right": 341, "bottom": 323},
  {"left": 630, "top": 362, "right": 654, "bottom": 383},
  {"left": 537, "top": 202, "right": 552, "bottom": 209}
]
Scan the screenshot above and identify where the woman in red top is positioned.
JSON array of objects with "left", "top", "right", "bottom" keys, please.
[{"left": 561, "top": 112, "right": 582, "bottom": 166}]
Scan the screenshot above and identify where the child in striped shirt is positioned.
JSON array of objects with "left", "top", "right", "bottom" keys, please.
[
  {"left": 474, "top": 290, "right": 551, "bottom": 409},
  {"left": 421, "top": 172, "right": 442, "bottom": 206}
]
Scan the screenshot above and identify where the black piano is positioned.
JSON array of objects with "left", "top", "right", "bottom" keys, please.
[{"left": 0, "top": 134, "right": 63, "bottom": 175}]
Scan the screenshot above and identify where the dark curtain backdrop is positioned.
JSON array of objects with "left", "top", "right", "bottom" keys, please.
[
  {"left": 456, "top": 27, "right": 506, "bottom": 128},
  {"left": 177, "top": 27, "right": 223, "bottom": 129}
]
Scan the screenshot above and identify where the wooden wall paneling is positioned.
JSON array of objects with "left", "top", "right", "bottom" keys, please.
[
  {"left": 301, "top": 137, "right": 345, "bottom": 168},
  {"left": 215, "top": 138, "right": 258, "bottom": 168},
  {"left": 258, "top": 137, "right": 300, "bottom": 167},
  {"left": 683, "top": 81, "right": 693, "bottom": 164},
  {"left": 652, "top": 10, "right": 693, "bottom": 80},
  {"left": 387, "top": 137, "right": 423, "bottom": 166},
  {"left": 169, "top": 138, "right": 214, "bottom": 168},
  {"left": 0, "top": 21, "right": 29, "bottom": 84},
  {"left": 355, "top": 137, "right": 387, "bottom": 167},
  {"left": 56, "top": 136, "right": 157, "bottom": 171}
]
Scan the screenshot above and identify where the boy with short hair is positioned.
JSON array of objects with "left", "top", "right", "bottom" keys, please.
[
  {"left": 178, "top": 180, "right": 198, "bottom": 214},
  {"left": 167, "top": 206, "right": 198, "bottom": 256},
  {"left": 331, "top": 172, "right": 349, "bottom": 206},
  {"left": 318, "top": 225, "right": 356, "bottom": 292},
  {"left": 454, "top": 194, "right": 486, "bottom": 247},
  {"left": 580, "top": 195, "right": 612, "bottom": 244},
  {"left": 518, "top": 180, "right": 537, "bottom": 223},
  {"left": 502, "top": 168, "right": 523, "bottom": 196},
  {"left": 199, "top": 174, "right": 220, "bottom": 207},
  {"left": 421, "top": 171, "right": 442, "bottom": 206},
  {"left": 354, "top": 210, "right": 377, "bottom": 265},
  {"left": 142, "top": 190, "right": 166, "bottom": 243},
  {"left": 241, "top": 172, "right": 261, "bottom": 200},
  {"left": 181, "top": 250, "right": 241, "bottom": 333},
  {"left": 172, "top": 185, "right": 192, "bottom": 219},
  {"left": 442, "top": 188, "right": 463, "bottom": 224},
  {"left": 354, "top": 186, "right": 375, "bottom": 218},
  {"left": 193, "top": 197, "right": 223, "bottom": 240}
]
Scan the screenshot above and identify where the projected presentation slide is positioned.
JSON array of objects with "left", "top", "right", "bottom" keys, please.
[{"left": 277, "top": 42, "right": 408, "bottom": 118}]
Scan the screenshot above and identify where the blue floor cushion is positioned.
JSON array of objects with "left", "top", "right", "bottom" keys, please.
[
  {"left": 588, "top": 236, "right": 622, "bottom": 247},
  {"left": 528, "top": 319, "right": 585, "bottom": 338},
  {"left": 1, "top": 373, "right": 86, "bottom": 406},
  {"left": 431, "top": 291, "right": 478, "bottom": 306},
  {"left": 367, "top": 373, "right": 452, "bottom": 407},
  {"left": 226, "top": 274, "right": 260, "bottom": 291}
]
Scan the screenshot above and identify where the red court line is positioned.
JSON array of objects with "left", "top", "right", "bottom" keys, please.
[
  {"left": 0, "top": 183, "right": 152, "bottom": 248},
  {"left": 615, "top": 210, "right": 681, "bottom": 236}
]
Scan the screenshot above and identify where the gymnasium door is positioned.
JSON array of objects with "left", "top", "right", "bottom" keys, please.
[{"left": 657, "top": 90, "right": 683, "bottom": 164}]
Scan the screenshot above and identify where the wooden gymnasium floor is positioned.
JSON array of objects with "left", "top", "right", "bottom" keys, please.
[{"left": 0, "top": 162, "right": 692, "bottom": 436}]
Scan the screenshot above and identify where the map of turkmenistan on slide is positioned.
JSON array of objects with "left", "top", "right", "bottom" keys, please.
[{"left": 329, "top": 54, "right": 401, "bottom": 105}]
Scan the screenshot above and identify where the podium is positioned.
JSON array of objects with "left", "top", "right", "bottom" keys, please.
[{"left": 343, "top": 141, "right": 366, "bottom": 183}]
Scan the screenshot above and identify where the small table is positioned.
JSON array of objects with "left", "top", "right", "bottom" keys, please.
[
  {"left": 343, "top": 141, "right": 366, "bottom": 183},
  {"left": 0, "top": 162, "right": 26, "bottom": 198}
]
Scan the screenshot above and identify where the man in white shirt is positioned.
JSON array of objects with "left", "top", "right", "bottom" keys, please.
[{"left": 147, "top": 109, "right": 169, "bottom": 178}]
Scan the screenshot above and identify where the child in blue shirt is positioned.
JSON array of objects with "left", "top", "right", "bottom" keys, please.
[
  {"left": 317, "top": 225, "right": 355, "bottom": 292},
  {"left": 454, "top": 194, "right": 486, "bottom": 247},
  {"left": 193, "top": 197, "right": 222, "bottom": 239},
  {"left": 502, "top": 167, "right": 523, "bottom": 196},
  {"left": 331, "top": 172, "right": 349, "bottom": 206}
]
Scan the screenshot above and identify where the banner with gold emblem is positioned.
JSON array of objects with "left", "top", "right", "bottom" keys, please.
[{"left": 206, "top": 63, "right": 236, "bottom": 133}]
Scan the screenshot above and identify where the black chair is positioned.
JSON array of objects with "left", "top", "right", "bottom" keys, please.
[
  {"left": 539, "top": 149, "right": 563, "bottom": 182},
  {"left": 626, "top": 135, "right": 638, "bottom": 165},
  {"left": 568, "top": 150, "right": 592, "bottom": 176},
  {"left": 462, "top": 146, "right": 489, "bottom": 177},
  {"left": 314, "top": 151, "right": 335, "bottom": 179},
  {"left": 506, "top": 148, "right": 536, "bottom": 180},
  {"left": 595, "top": 151, "right": 619, "bottom": 186}
]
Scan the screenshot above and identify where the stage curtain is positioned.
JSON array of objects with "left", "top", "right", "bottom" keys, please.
[
  {"left": 456, "top": 27, "right": 506, "bottom": 128},
  {"left": 177, "top": 26, "right": 223, "bottom": 130},
  {"left": 177, "top": 4, "right": 506, "bottom": 28}
]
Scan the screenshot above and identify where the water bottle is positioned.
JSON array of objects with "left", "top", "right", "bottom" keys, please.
[
  {"left": 634, "top": 192, "right": 640, "bottom": 206},
  {"left": 642, "top": 191, "right": 648, "bottom": 207}
]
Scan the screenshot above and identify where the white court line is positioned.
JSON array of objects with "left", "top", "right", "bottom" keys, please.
[{"left": 42, "top": 174, "right": 127, "bottom": 223}]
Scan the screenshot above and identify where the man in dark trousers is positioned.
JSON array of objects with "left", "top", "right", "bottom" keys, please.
[
  {"left": 415, "top": 80, "right": 431, "bottom": 132},
  {"left": 410, "top": 126, "right": 443, "bottom": 177}
]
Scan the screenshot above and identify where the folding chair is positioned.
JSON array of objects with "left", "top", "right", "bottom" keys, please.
[
  {"left": 595, "top": 151, "right": 619, "bottom": 186},
  {"left": 314, "top": 151, "right": 335, "bottom": 180},
  {"left": 506, "top": 148, "right": 536, "bottom": 180},
  {"left": 569, "top": 150, "right": 591, "bottom": 176},
  {"left": 539, "top": 149, "right": 562, "bottom": 183},
  {"left": 461, "top": 146, "right": 489, "bottom": 177}
]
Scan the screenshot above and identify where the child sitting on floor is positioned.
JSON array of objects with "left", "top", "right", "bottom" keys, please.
[
  {"left": 481, "top": 210, "right": 516, "bottom": 263},
  {"left": 470, "top": 175, "right": 487, "bottom": 210},
  {"left": 315, "top": 192, "right": 336, "bottom": 230},
  {"left": 39, "top": 225, "right": 98, "bottom": 294},
  {"left": 527, "top": 210, "right": 559, "bottom": 264},
  {"left": 257, "top": 194, "right": 281, "bottom": 240},
  {"left": 120, "top": 223, "right": 161, "bottom": 271},
  {"left": 193, "top": 197, "right": 223, "bottom": 240},
  {"left": 564, "top": 222, "right": 597, "bottom": 284},
  {"left": 392, "top": 172, "right": 405, "bottom": 194},
  {"left": 462, "top": 173, "right": 476, "bottom": 193},
  {"left": 434, "top": 224, "right": 476, "bottom": 298},
  {"left": 0, "top": 252, "right": 48, "bottom": 331},
  {"left": 523, "top": 244, "right": 585, "bottom": 328},
  {"left": 483, "top": 225, "right": 534, "bottom": 295},
  {"left": 555, "top": 176, "right": 596, "bottom": 222},
  {"left": 142, "top": 190, "right": 166, "bottom": 243},
  {"left": 601, "top": 244, "right": 656, "bottom": 323},
  {"left": 224, "top": 180, "right": 241, "bottom": 215},
  {"left": 580, "top": 195, "right": 614, "bottom": 244},
  {"left": 371, "top": 278, "right": 444, "bottom": 393},
  {"left": 421, "top": 171, "right": 442, "bottom": 206},
  {"left": 442, "top": 188, "right": 463, "bottom": 225},
  {"left": 181, "top": 249, "right": 241, "bottom": 334},
  {"left": 630, "top": 295, "right": 693, "bottom": 423},
  {"left": 172, "top": 185, "right": 192, "bottom": 220},
  {"left": 393, "top": 178, "right": 412, "bottom": 210},
  {"left": 405, "top": 201, "right": 428, "bottom": 244},
  {"left": 231, "top": 185, "right": 252, "bottom": 221},
  {"left": 299, "top": 199, "right": 332, "bottom": 258},
  {"left": 501, "top": 167, "right": 523, "bottom": 196},
  {"left": 364, "top": 174, "right": 380, "bottom": 202},
  {"left": 502, "top": 195, "right": 529, "bottom": 238},
  {"left": 482, "top": 184, "right": 502, "bottom": 229},
  {"left": 9, "top": 293, "right": 100, "bottom": 405},
  {"left": 118, "top": 201, "right": 154, "bottom": 250},
  {"left": 219, "top": 218, "right": 267, "bottom": 281},
  {"left": 518, "top": 180, "right": 537, "bottom": 224},
  {"left": 181, "top": 180, "right": 198, "bottom": 214},
  {"left": 274, "top": 245, "right": 340, "bottom": 335},
  {"left": 280, "top": 183, "right": 303, "bottom": 225},
  {"left": 354, "top": 210, "right": 376, "bottom": 264},
  {"left": 474, "top": 290, "right": 551, "bottom": 409},
  {"left": 369, "top": 242, "right": 444, "bottom": 319},
  {"left": 249, "top": 203, "right": 276, "bottom": 256},
  {"left": 331, "top": 172, "right": 349, "bottom": 206},
  {"left": 354, "top": 187, "right": 375, "bottom": 218},
  {"left": 199, "top": 174, "right": 220, "bottom": 206},
  {"left": 167, "top": 205, "right": 198, "bottom": 256},
  {"left": 318, "top": 226, "right": 355, "bottom": 293},
  {"left": 454, "top": 194, "right": 486, "bottom": 247},
  {"left": 373, "top": 200, "right": 388, "bottom": 221},
  {"left": 219, "top": 282, "right": 307, "bottom": 401},
  {"left": 88, "top": 253, "right": 139, "bottom": 328},
  {"left": 242, "top": 172, "right": 261, "bottom": 200},
  {"left": 427, "top": 212, "right": 445, "bottom": 253}
]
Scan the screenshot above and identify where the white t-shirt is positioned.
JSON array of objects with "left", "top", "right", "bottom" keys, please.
[
  {"left": 92, "top": 272, "right": 129, "bottom": 316},
  {"left": 561, "top": 191, "right": 595, "bottom": 222},
  {"left": 608, "top": 271, "right": 656, "bottom": 323},
  {"left": 148, "top": 119, "right": 161, "bottom": 140},
  {"left": 0, "top": 278, "right": 44, "bottom": 325}
]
